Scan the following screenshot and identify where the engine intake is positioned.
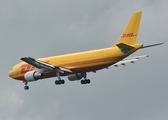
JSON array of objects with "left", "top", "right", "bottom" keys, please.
[
  {"left": 24, "top": 71, "right": 43, "bottom": 82},
  {"left": 68, "top": 73, "right": 86, "bottom": 81}
]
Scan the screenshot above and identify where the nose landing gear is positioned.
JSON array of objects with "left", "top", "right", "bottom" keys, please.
[
  {"left": 24, "top": 81, "right": 29, "bottom": 90},
  {"left": 24, "top": 85, "right": 29, "bottom": 90}
]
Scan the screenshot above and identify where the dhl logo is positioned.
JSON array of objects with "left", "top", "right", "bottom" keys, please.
[
  {"left": 9, "top": 61, "right": 50, "bottom": 76},
  {"left": 20, "top": 64, "right": 35, "bottom": 74},
  {"left": 121, "top": 33, "right": 136, "bottom": 38},
  {"left": 10, "top": 64, "right": 36, "bottom": 76},
  {"left": 9, "top": 71, "right": 20, "bottom": 76}
]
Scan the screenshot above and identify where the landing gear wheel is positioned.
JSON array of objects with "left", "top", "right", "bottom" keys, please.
[
  {"left": 24, "top": 86, "right": 29, "bottom": 90},
  {"left": 86, "top": 79, "right": 90, "bottom": 84},
  {"left": 61, "top": 80, "right": 65, "bottom": 84},
  {"left": 55, "top": 80, "right": 60, "bottom": 85},
  {"left": 55, "top": 80, "right": 65, "bottom": 85},
  {"left": 81, "top": 80, "right": 85, "bottom": 84},
  {"left": 81, "top": 79, "right": 91, "bottom": 84}
]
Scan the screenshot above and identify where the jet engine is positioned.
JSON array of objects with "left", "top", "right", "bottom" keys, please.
[
  {"left": 24, "top": 71, "right": 43, "bottom": 82},
  {"left": 68, "top": 73, "right": 86, "bottom": 81}
]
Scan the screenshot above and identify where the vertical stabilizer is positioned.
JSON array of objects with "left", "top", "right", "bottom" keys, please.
[{"left": 113, "top": 11, "right": 142, "bottom": 46}]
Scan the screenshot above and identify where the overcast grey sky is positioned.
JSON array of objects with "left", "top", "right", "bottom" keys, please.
[{"left": 0, "top": 0, "right": 168, "bottom": 120}]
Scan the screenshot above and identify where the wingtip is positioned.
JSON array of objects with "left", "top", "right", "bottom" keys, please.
[
  {"left": 141, "top": 43, "right": 164, "bottom": 49},
  {"left": 20, "top": 56, "right": 35, "bottom": 61},
  {"left": 21, "top": 56, "right": 29, "bottom": 60}
]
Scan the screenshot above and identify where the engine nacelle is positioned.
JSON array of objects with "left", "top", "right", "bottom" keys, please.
[
  {"left": 68, "top": 73, "right": 86, "bottom": 81},
  {"left": 24, "top": 71, "right": 43, "bottom": 82}
]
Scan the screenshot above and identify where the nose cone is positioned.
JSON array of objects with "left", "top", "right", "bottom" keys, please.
[
  {"left": 8, "top": 70, "right": 13, "bottom": 78},
  {"left": 8, "top": 66, "right": 24, "bottom": 81}
]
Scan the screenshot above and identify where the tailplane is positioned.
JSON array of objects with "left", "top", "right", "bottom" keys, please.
[
  {"left": 113, "top": 11, "right": 142, "bottom": 47},
  {"left": 116, "top": 43, "right": 134, "bottom": 53}
]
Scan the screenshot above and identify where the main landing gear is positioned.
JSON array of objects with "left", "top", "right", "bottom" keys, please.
[
  {"left": 80, "top": 73, "right": 91, "bottom": 85},
  {"left": 23, "top": 72, "right": 91, "bottom": 89},
  {"left": 55, "top": 71, "right": 65, "bottom": 85},
  {"left": 81, "top": 79, "right": 90, "bottom": 84},
  {"left": 55, "top": 80, "right": 65, "bottom": 85},
  {"left": 55, "top": 72, "right": 91, "bottom": 85}
]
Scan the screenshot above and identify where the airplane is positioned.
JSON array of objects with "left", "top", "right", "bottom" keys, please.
[{"left": 9, "top": 11, "right": 163, "bottom": 90}]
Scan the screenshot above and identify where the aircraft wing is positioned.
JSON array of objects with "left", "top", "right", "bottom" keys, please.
[
  {"left": 114, "top": 54, "right": 149, "bottom": 67},
  {"left": 21, "top": 56, "right": 72, "bottom": 73}
]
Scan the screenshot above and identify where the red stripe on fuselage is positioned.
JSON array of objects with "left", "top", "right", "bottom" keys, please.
[{"left": 14, "top": 63, "right": 113, "bottom": 81}]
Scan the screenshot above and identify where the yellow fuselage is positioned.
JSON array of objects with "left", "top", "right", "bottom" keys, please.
[{"left": 9, "top": 44, "right": 142, "bottom": 81}]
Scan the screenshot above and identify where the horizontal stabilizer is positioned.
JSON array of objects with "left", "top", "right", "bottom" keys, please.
[
  {"left": 116, "top": 43, "right": 134, "bottom": 53},
  {"left": 141, "top": 43, "right": 164, "bottom": 49}
]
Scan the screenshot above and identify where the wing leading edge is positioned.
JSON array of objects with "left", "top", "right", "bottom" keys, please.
[
  {"left": 114, "top": 54, "right": 149, "bottom": 67},
  {"left": 21, "top": 56, "right": 72, "bottom": 73}
]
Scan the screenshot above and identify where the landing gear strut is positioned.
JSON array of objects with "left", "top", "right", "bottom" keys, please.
[
  {"left": 80, "top": 73, "right": 91, "bottom": 85},
  {"left": 24, "top": 81, "right": 29, "bottom": 90},
  {"left": 55, "top": 71, "right": 65, "bottom": 85}
]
